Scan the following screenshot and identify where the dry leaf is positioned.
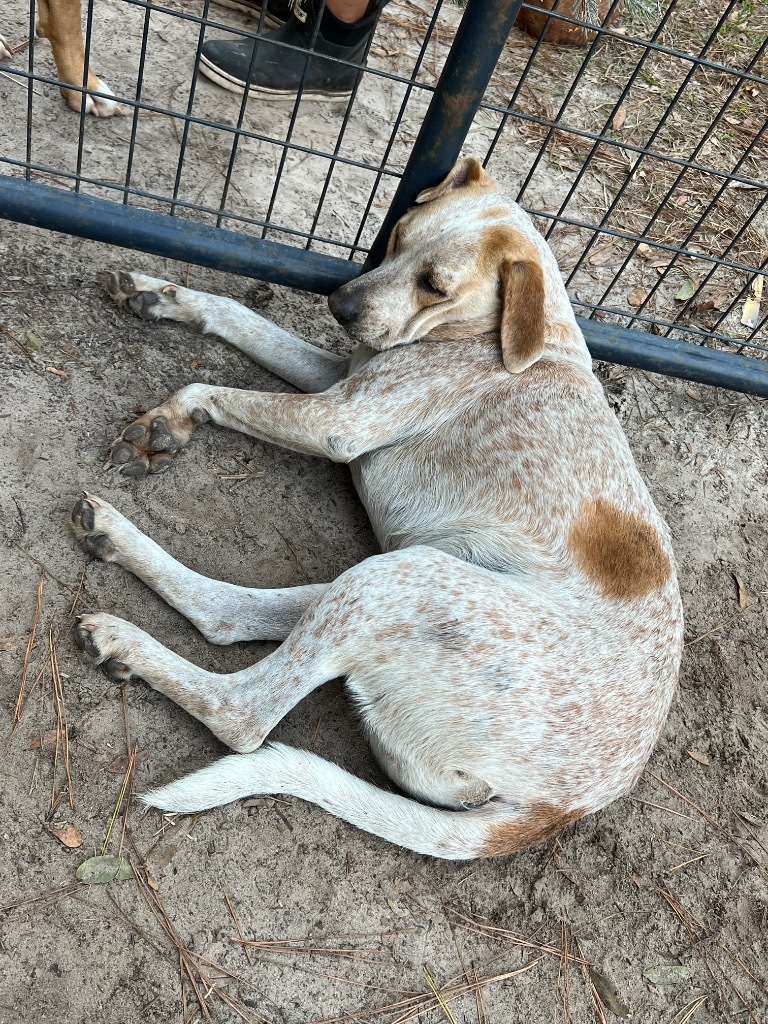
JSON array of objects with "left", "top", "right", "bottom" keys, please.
[
  {"left": 687, "top": 749, "right": 710, "bottom": 766},
  {"left": 49, "top": 823, "right": 84, "bottom": 849},
  {"left": 46, "top": 366, "right": 69, "bottom": 381},
  {"left": 627, "top": 287, "right": 648, "bottom": 307},
  {"left": 644, "top": 965, "right": 693, "bottom": 986},
  {"left": 386, "top": 897, "right": 410, "bottom": 918},
  {"left": 685, "top": 390, "right": 701, "bottom": 401},
  {"left": 588, "top": 967, "right": 629, "bottom": 1017},
  {"left": 189, "top": 358, "right": 204, "bottom": 371},
  {"left": 709, "top": 289, "right": 733, "bottom": 311},
  {"left": 146, "top": 814, "right": 200, "bottom": 871},
  {"left": 612, "top": 105, "right": 627, "bottom": 131},
  {"left": 732, "top": 573, "right": 749, "bottom": 609},
  {"left": 107, "top": 749, "right": 151, "bottom": 773},
  {"left": 28, "top": 728, "right": 64, "bottom": 750}
]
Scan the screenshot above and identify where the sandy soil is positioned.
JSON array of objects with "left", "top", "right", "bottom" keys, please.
[{"left": 1, "top": 1, "right": 767, "bottom": 1023}]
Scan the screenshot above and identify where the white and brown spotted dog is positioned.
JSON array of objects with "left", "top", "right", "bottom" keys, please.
[
  {"left": 1, "top": 0, "right": 118, "bottom": 117},
  {"left": 71, "top": 158, "right": 683, "bottom": 859}
]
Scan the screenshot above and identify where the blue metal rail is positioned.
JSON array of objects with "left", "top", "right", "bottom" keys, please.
[{"left": 2, "top": 176, "right": 766, "bottom": 398}]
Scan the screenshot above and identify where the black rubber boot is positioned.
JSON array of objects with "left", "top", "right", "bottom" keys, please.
[
  {"left": 212, "top": 0, "right": 294, "bottom": 30},
  {"left": 200, "top": 0, "right": 382, "bottom": 101}
]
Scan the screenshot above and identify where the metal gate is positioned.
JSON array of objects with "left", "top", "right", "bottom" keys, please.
[{"left": 1, "top": 0, "right": 766, "bottom": 395}]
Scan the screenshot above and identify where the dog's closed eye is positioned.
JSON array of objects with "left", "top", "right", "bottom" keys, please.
[{"left": 417, "top": 271, "right": 447, "bottom": 298}]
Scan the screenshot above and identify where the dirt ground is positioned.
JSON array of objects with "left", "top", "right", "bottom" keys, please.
[{"left": 1, "top": 1, "right": 767, "bottom": 1023}]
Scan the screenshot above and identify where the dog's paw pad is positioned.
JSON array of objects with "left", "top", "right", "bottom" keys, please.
[
  {"left": 98, "top": 271, "right": 185, "bottom": 323},
  {"left": 103, "top": 658, "right": 136, "bottom": 683},
  {"left": 71, "top": 494, "right": 122, "bottom": 560},
  {"left": 74, "top": 619, "right": 102, "bottom": 660},
  {"left": 108, "top": 411, "right": 193, "bottom": 477},
  {"left": 74, "top": 614, "right": 141, "bottom": 683}
]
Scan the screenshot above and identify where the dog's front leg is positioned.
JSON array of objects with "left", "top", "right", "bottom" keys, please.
[
  {"left": 36, "top": 0, "right": 119, "bottom": 116},
  {"left": 107, "top": 377, "right": 402, "bottom": 477},
  {"left": 99, "top": 271, "right": 350, "bottom": 393}
]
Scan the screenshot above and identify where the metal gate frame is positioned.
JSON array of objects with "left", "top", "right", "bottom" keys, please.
[{"left": 1, "top": 0, "right": 767, "bottom": 397}]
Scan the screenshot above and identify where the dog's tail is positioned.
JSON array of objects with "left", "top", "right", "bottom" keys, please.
[{"left": 141, "top": 742, "right": 580, "bottom": 860}]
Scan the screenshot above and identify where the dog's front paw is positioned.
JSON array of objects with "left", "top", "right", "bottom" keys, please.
[
  {"left": 108, "top": 397, "right": 207, "bottom": 478},
  {"left": 98, "top": 271, "right": 194, "bottom": 323},
  {"left": 0, "top": 35, "right": 12, "bottom": 61},
  {"left": 62, "top": 77, "right": 121, "bottom": 117},
  {"left": 74, "top": 613, "right": 142, "bottom": 683}
]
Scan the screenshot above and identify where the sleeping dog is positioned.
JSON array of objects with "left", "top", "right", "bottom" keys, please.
[{"left": 72, "top": 158, "right": 683, "bottom": 858}]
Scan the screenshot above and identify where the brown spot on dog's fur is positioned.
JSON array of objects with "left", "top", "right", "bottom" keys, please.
[
  {"left": 569, "top": 499, "right": 672, "bottom": 600},
  {"left": 480, "top": 803, "right": 582, "bottom": 857},
  {"left": 480, "top": 205, "right": 513, "bottom": 221},
  {"left": 480, "top": 225, "right": 517, "bottom": 269}
]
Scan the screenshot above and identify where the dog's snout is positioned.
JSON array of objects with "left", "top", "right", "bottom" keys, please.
[{"left": 328, "top": 286, "right": 361, "bottom": 327}]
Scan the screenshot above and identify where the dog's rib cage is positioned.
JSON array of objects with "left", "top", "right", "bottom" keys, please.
[{"left": 0, "top": 0, "right": 766, "bottom": 393}]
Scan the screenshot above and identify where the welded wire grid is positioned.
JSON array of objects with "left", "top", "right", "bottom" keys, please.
[
  {"left": 0, "top": 0, "right": 457, "bottom": 254},
  {"left": 478, "top": 0, "right": 768, "bottom": 356},
  {"left": 0, "top": 0, "right": 765, "bottom": 357}
]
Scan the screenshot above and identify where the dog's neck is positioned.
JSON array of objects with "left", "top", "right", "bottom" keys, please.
[{"left": 422, "top": 318, "right": 501, "bottom": 343}]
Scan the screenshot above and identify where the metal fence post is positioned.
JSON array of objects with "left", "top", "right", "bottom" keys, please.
[{"left": 364, "top": 0, "right": 524, "bottom": 270}]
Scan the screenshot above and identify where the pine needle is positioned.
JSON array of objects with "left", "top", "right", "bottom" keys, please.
[
  {"left": 102, "top": 743, "right": 137, "bottom": 855},
  {"left": 672, "top": 995, "right": 708, "bottom": 1024},
  {"left": 422, "top": 965, "right": 458, "bottom": 1024},
  {"left": 49, "top": 628, "right": 74, "bottom": 810},
  {"left": 223, "top": 886, "right": 253, "bottom": 966},
  {"left": 13, "top": 570, "right": 44, "bottom": 729}
]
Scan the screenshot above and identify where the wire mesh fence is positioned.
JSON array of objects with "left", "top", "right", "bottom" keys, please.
[{"left": 0, "top": 0, "right": 766, "bottom": 388}]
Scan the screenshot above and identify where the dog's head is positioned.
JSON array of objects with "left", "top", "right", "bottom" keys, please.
[{"left": 329, "top": 158, "right": 565, "bottom": 373}]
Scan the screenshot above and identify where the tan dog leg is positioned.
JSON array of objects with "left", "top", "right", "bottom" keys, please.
[{"left": 36, "top": 0, "right": 119, "bottom": 116}]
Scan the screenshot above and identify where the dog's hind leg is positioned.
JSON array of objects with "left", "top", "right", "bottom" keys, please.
[
  {"left": 74, "top": 597, "right": 347, "bottom": 753},
  {"left": 73, "top": 545, "right": 506, "bottom": 770},
  {"left": 72, "top": 547, "right": 458, "bottom": 751},
  {"left": 98, "top": 271, "right": 349, "bottom": 393},
  {"left": 71, "top": 494, "right": 328, "bottom": 644},
  {"left": 75, "top": 547, "right": 582, "bottom": 857}
]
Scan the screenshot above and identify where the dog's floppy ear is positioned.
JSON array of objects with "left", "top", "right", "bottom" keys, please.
[
  {"left": 416, "top": 157, "right": 495, "bottom": 204},
  {"left": 499, "top": 258, "right": 546, "bottom": 374}
]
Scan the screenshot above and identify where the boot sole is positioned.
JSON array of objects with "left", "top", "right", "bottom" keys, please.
[
  {"left": 211, "top": 0, "right": 284, "bottom": 29},
  {"left": 199, "top": 53, "right": 354, "bottom": 101}
]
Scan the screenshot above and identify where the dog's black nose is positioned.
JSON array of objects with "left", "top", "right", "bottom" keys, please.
[{"left": 328, "top": 287, "right": 360, "bottom": 327}]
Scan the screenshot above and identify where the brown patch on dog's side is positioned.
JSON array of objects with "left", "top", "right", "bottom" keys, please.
[
  {"left": 569, "top": 499, "right": 672, "bottom": 600},
  {"left": 480, "top": 803, "right": 582, "bottom": 857},
  {"left": 480, "top": 225, "right": 517, "bottom": 269}
]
